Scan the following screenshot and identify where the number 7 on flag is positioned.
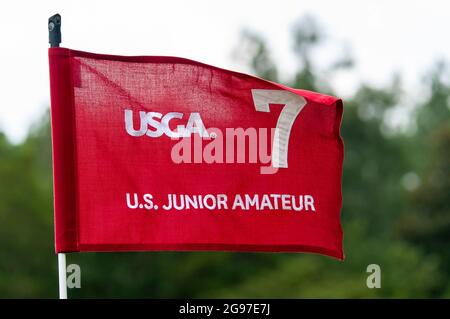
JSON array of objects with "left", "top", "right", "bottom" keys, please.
[{"left": 251, "top": 89, "right": 307, "bottom": 168}]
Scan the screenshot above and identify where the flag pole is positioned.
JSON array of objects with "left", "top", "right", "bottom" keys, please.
[
  {"left": 58, "top": 253, "right": 67, "bottom": 299},
  {"left": 49, "top": 13, "right": 66, "bottom": 299}
]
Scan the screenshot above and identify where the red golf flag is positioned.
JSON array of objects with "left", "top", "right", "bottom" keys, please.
[{"left": 48, "top": 48, "right": 344, "bottom": 259}]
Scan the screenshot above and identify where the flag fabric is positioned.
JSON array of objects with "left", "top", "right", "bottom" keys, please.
[{"left": 48, "top": 48, "right": 344, "bottom": 259}]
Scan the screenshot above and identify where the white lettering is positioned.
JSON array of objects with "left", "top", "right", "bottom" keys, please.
[{"left": 125, "top": 109, "right": 209, "bottom": 138}]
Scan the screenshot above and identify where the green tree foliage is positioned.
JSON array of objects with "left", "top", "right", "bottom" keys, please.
[
  {"left": 397, "top": 62, "right": 450, "bottom": 296},
  {"left": 0, "top": 16, "right": 448, "bottom": 298}
]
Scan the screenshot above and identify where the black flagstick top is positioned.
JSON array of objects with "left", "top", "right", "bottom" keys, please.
[{"left": 48, "top": 14, "right": 61, "bottom": 47}]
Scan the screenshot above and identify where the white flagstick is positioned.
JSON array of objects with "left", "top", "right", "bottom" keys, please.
[
  {"left": 58, "top": 253, "right": 67, "bottom": 299},
  {"left": 49, "top": 14, "right": 66, "bottom": 300}
]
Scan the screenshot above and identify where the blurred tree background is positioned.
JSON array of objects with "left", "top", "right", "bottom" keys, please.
[{"left": 0, "top": 16, "right": 449, "bottom": 298}]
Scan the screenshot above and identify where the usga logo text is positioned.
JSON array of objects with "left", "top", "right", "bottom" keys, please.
[{"left": 124, "top": 109, "right": 209, "bottom": 138}]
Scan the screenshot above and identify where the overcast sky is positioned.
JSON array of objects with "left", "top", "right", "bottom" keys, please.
[{"left": 0, "top": 0, "right": 449, "bottom": 143}]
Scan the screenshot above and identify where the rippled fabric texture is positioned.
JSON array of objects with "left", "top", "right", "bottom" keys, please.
[{"left": 48, "top": 47, "right": 344, "bottom": 259}]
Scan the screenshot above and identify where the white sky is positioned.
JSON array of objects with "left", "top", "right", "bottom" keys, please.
[{"left": 0, "top": 0, "right": 449, "bottom": 143}]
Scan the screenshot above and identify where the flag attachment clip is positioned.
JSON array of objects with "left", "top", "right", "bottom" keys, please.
[{"left": 49, "top": 14, "right": 61, "bottom": 48}]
